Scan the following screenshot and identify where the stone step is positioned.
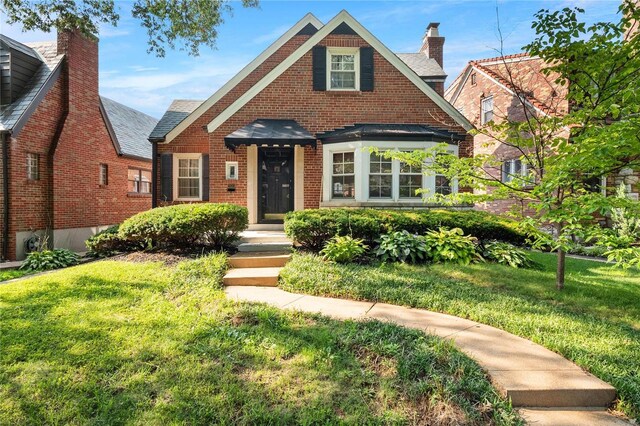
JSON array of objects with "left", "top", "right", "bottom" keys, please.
[
  {"left": 237, "top": 242, "right": 292, "bottom": 253},
  {"left": 228, "top": 252, "right": 291, "bottom": 268},
  {"left": 223, "top": 267, "right": 281, "bottom": 287}
]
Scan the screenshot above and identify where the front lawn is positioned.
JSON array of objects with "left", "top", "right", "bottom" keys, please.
[
  {"left": 0, "top": 257, "right": 519, "bottom": 425},
  {"left": 280, "top": 252, "right": 640, "bottom": 420},
  {"left": 0, "top": 268, "right": 29, "bottom": 282}
]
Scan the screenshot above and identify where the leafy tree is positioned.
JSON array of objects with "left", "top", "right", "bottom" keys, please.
[
  {"left": 0, "top": 0, "right": 258, "bottom": 56},
  {"left": 385, "top": 1, "right": 640, "bottom": 289}
]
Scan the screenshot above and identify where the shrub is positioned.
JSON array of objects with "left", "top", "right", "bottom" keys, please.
[
  {"left": 423, "top": 228, "right": 479, "bottom": 265},
  {"left": 86, "top": 225, "right": 132, "bottom": 257},
  {"left": 21, "top": 249, "right": 79, "bottom": 271},
  {"left": 320, "top": 235, "right": 367, "bottom": 263},
  {"left": 285, "top": 208, "right": 527, "bottom": 251},
  {"left": 482, "top": 241, "right": 535, "bottom": 268},
  {"left": 376, "top": 230, "right": 429, "bottom": 263},
  {"left": 119, "top": 203, "right": 248, "bottom": 249}
]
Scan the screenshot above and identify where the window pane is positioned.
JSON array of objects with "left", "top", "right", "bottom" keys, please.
[
  {"left": 343, "top": 163, "right": 354, "bottom": 174},
  {"left": 435, "top": 175, "right": 451, "bottom": 195},
  {"left": 369, "top": 175, "right": 392, "bottom": 198},
  {"left": 331, "top": 71, "right": 356, "bottom": 89},
  {"left": 333, "top": 152, "right": 343, "bottom": 164},
  {"left": 178, "top": 178, "right": 199, "bottom": 198},
  {"left": 333, "top": 163, "right": 344, "bottom": 174},
  {"left": 332, "top": 175, "right": 355, "bottom": 198},
  {"left": 128, "top": 179, "right": 138, "bottom": 193},
  {"left": 343, "top": 152, "right": 354, "bottom": 163}
]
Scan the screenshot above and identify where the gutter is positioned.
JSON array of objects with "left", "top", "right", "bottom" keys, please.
[
  {"left": 1, "top": 131, "right": 9, "bottom": 260},
  {"left": 151, "top": 141, "right": 158, "bottom": 208}
]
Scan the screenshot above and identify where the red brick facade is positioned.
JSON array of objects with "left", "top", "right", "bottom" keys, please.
[
  {"left": 156, "top": 29, "right": 472, "bottom": 217},
  {"left": 1, "top": 31, "right": 151, "bottom": 260}
]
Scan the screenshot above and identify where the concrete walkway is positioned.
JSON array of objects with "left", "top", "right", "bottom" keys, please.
[{"left": 225, "top": 286, "right": 630, "bottom": 426}]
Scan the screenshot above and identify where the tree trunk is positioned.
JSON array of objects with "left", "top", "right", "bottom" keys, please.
[{"left": 556, "top": 249, "right": 566, "bottom": 290}]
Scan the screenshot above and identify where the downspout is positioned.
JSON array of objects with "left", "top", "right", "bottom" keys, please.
[
  {"left": 151, "top": 141, "right": 158, "bottom": 208},
  {"left": 1, "top": 131, "right": 9, "bottom": 261}
]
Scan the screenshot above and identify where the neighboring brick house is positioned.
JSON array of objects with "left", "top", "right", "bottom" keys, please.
[
  {"left": 0, "top": 31, "right": 158, "bottom": 260},
  {"left": 148, "top": 11, "right": 473, "bottom": 225},
  {"left": 446, "top": 52, "right": 640, "bottom": 216}
]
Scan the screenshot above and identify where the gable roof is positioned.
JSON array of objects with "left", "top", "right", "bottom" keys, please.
[
  {"left": 445, "top": 53, "right": 567, "bottom": 117},
  {"left": 396, "top": 53, "right": 446, "bottom": 79},
  {"left": 149, "top": 99, "right": 203, "bottom": 141},
  {"left": 149, "top": 12, "right": 323, "bottom": 143},
  {"left": 0, "top": 37, "right": 64, "bottom": 135},
  {"left": 205, "top": 10, "right": 472, "bottom": 134},
  {"left": 100, "top": 96, "right": 158, "bottom": 160}
]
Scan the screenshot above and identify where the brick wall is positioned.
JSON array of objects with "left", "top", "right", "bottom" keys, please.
[
  {"left": 1, "top": 31, "right": 151, "bottom": 260},
  {"left": 158, "top": 32, "right": 472, "bottom": 210}
]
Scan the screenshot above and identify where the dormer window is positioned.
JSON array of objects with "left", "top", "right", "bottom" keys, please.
[{"left": 327, "top": 48, "right": 359, "bottom": 90}]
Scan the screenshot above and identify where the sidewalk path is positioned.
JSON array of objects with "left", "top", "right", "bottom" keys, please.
[{"left": 225, "top": 286, "right": 630, "bottom": 426}]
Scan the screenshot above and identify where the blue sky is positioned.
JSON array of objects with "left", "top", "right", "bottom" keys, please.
[{"left": 0, "top": 0, "right": 622, "bottom": 118}]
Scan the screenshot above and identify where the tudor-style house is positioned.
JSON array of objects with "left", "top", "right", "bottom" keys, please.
[
  {"left": 148, "top": 11, "right": 473, "bottom": 224},
  {"left": 0, "top": 32, "right": 157, "bottom": 260},
  {"left": 446, "top": 53, "right": 640, "bottom": 216}
]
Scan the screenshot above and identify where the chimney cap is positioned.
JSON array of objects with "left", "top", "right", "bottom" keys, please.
[{"left": 427, "top": 22, "right": 440, "bottom": 29}]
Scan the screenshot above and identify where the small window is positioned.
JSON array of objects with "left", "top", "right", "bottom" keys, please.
[
  {"left": 502, "top": 159, "right": 530, "bottom": 184},
  {"left": 128, "top": 168, "right": 151, "bottom": 194},
  {"left": 481, "top": 96, "right": 494, "bottom": 124},
  {"left": 369, "top": 153, "right": 392, "bottom": 198},
  {"left": 226, "top": 161, "right": 238, "bottom": 180},
  {"left": 328, "top": 49, "right": 358, "bottom": 90},
  {"left": 99, "top": 164, "right": 108, "bottom": 186},
  {"left": 471, "top": 73, "right": 477, "bottom": 85},
  {"left": 331, "top": 152, "right": 355, "bottom": 198},
  {"left": 26, "top": 153, "right": 39, "bottom": 181},
  {"left": 177, "top": 157, "right": 201, "bottom": 199},
  {"left": 399, "top": 153, "right": 423, "bottom": 198}
]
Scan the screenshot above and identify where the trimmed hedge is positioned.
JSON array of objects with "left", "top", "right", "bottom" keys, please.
[
  {"left": 118, "top": 203, "right": 248, "bottom": 249},
  {"left": 284, "top": 208, "right": 528, "bottom": 251},
  {"left": 86, "top": 225, "right": 134, "bottom": 256}
]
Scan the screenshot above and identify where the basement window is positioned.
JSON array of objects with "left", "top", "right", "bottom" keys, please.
[{"left": 26, "top": 153, "right": 39, "bottom": 181}]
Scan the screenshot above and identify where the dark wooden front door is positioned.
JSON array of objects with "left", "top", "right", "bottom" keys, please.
[{"left": 258, "top": 148, "right": 294, "bottom": 223}]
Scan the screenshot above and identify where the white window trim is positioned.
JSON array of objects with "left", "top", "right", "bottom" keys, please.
[
  {"left": 322, "top": 141, "right": 459, "bottom": 204},
  {"left": 225, "top": 161, "right": 238, "bottom": 180},
  {"left": 330, "top": 150, "right": 356, "bottom": 200},
  {"left": 481, "top": 95, "right": 494, "bottom": 125},
  {"left": 327, "top": 47, "right": 360, "bottom": 91},
  {"left": 173, "top": 154, "right": 202, "bottom": 201}
]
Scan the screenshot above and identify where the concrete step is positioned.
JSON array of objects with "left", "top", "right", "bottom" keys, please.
[
  {"left": 519, "top": 408, "right": 631, "bottom": 425},
  {"left": 239, "top": 231, "right": 290, "bottom": 244},
  {"left": 223, "top": 267, "right": 281, "bottom": 287},
  {"left": 237, "top": 242, "right": 292, "bottom": 253},
  {"left": 247, "top": 224, "right": 285, "bottom": 231},
  {"left": 229, "top": 252, "right": 291, "bottom": 268}
]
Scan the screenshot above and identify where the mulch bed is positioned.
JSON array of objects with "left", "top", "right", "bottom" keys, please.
[{"left": 111, "top": 251, "right": 196, "bottom": 266}]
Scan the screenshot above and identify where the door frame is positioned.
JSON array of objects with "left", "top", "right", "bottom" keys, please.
[{"left": 257, "top": 147, "right": 295, "bottom": 223}]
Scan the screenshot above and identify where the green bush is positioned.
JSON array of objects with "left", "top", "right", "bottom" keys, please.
[
  {"left": 21, "top": 249, "right": 79, "bottom": 271},
  {"left": 423, "top": 228, "right": 479, "bottom": 265},
  {"left": 285, "top": 208, "right": 527, "bottom": 251},
  {"left": 118, "top": 203, "right": 248, "bottom": 249},
  {"left": 481, "top": 241, "right": 535, "bottom": 268},
  {"left": 320, "top": 235, "right": 367, "bottom": 264},
  {"left": 85, "top": 225, "right": 133, "bottom": 257},
  {"left": 376, "top": 230, "right": 429, "bottom": 263}
]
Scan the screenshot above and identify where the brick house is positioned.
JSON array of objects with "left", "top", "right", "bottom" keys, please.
[
  {"left": 148, "top": 11, "right": 473, "bottom": 225},
  {"left": 446, "top": 53, "right": 640, "bottom": 215},
  {"left": 0, "top": 31, "right": 158, "bottom": 260}
]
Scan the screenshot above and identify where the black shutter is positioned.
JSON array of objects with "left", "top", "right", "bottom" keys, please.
[
  {"left": 312, "top": 45, "right": 326, "bottom": 91},
  {"left": 201, "top": 154, "right": 210, "bottom": 201},
  {"left": 360, "top": 47, "right": 374, "bottom": 92},
  {"left": 160, "top": 153, "right": 173, "bottom": 201}
]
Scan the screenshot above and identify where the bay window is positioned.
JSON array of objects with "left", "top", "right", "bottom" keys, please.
[{"left": 369, "top": 153, "right": 392, "bottom": 198}]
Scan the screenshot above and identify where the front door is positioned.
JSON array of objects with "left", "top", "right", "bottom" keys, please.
[{"left": 258, "top": 148, "right": 294, "bottom": 223}]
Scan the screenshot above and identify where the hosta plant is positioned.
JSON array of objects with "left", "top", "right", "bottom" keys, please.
[
  {"left": 482, "top": 241, "right": 535, "bottom": 268},
  {"left": 21, "top": 249, "right": 79, "bottom": 271},
  {"left": 375, "top": 230, "right": 428, "bottom": 263},
  {"left": 320, "top": 235, "right": 368, "bottom": 264},
  {"left": 423, "top": 228, "right": 479, "bottom": 265}
]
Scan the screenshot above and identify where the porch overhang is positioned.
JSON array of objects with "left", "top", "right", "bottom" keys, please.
[
  {"left": 316, "top": 123, "right": 466, "bottom": 144},
  {"left": 224, "top": 119, "right": 317, "bottom": 152}
]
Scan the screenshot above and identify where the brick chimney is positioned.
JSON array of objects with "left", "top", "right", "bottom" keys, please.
[
  {"left": 57, "top": 30, "right": 100, "bottom": 109},
  {"left": 421, "top": 22, "right": 444, "bottom": 69}
]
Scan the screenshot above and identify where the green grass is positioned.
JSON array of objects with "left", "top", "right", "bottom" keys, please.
[
  {"left": 280, "top": 252, "right": 640, "bottom": 420},
  {"left": 0, "top": 268, "right": 29, "bottom": 282},
  {"left": 0, "top": 255, "right": 520, "bottom": 425}
]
